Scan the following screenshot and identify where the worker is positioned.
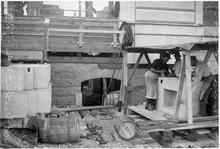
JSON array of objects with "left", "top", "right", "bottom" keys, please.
[
  {"left": 144, "top": 53, "right": 171, "bottom": 111},
  {"left": 173, "top": 52, "right": 182, "bottom": 77},
  {"left": 190, "top": 56, "right": 217, "bottom": 116}
]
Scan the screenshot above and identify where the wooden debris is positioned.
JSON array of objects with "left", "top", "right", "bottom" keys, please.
[{"left": 0, "top": 129, "right": 34, "bottom": 148}]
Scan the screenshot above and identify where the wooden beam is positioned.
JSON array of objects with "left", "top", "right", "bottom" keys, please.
[
  {"left": 213, "top": 50, "right": 218, "bottom": 64},
  {"left": 144, "top": 53, "right": 152, "bottom": 66},
  {"left": 174, "top": 53, "right": 186, "bottom": 119},
  {"left": 49, "top": 28, "right": 124, "bottom": 34},
  {"left": 122, "top": 51, "right": 128, "bottom": 115},
  {"left": 102, "top": 78, "right": 107, "bottom": 105},
  {"left": 98, "top": 64, "right": 122, "bottom": 69},
  {"left": 9, "top": 51, "right": 43, "bottom": 61},
  {"left": 118, "top": 64, "right": 124, "bottom": 112},
  {"left": 51, "top": 105, "right": 115, "bottom": 112},
  {"left": 185, "top": 51, "right": 193, "bottom": 124},
  {"left": 78, "top": 21, "right": 84, "bottom": 47},
  {"left": 203, "top": 49, "right": 213, "bottom": 64},
  {"left": 48, "top": 56, "right": 123, "bottom": 64},
  {"left": 2, "top": 40, "right": 120, "bottom": 53},
  {"left": 128, "top": 53, "right": 143, "bottom": 85},
  {"left": 139, "top": 120, "right": 218, "bottom": 133},
  {"left": 44, "top": 19, "right": 49, "bottom": 63}
]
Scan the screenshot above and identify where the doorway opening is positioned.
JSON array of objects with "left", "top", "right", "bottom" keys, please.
[{"left": 81, "top": 78, "right": 121, "bottom": 106}]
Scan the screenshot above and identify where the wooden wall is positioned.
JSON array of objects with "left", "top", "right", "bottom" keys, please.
[{"left": 119, "top": 1, "right": 218, "bottom": 70}]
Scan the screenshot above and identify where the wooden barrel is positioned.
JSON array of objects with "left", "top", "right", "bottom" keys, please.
[
  {"left": 104, "top": 91, "right": 120, "bottom": 106},
  {"left": 114, "top": 117, "right": 136, "bottom": 140},
  {"left": 38, "top": 117, "right": 80, "bottom": 143}
]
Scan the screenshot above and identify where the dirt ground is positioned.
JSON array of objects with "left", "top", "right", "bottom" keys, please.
[{"left": 1, "top": 108, "right": 219, "bottom": 148}]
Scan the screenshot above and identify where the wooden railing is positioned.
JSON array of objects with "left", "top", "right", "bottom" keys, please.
[{"left": 2, "top": 16, "right": 124, "bottom": 62}]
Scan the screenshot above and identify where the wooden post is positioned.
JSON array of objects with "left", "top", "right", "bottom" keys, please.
[
  {"left": 113, "top": 22, "right": 118, "bottom": 48},
  {"left": 128, "top": 53, "right": 143, "bottom": 85},
  {"left": 78, "top": 1, "right": 81, "bottom": 17},
  {"left": 144, "top": 53, "right": 152, "bottom": 67},
  {"left": 213, "top": 50, "right": 218, "bottom": 64},
  {"left": 185, "top": 51, "right": 193, "bottom": 124},
  {"left": 123, "top": 51, "right": 128, "bottom": 115},
  {"left": 102, "top": 78, "right": 107, "bottom": 105},
  {"left": 119, "top": 64, "right": 124, "bottom": 112},
  {"left": 78, "top": 22, "right": 84, "bottom": 47},
  {"left": 203, "top": 49, "right": 213, "bottom": 64},
  {"left": 174, "top": 52, "right": 186, "bottom": 119},
  {"left": 43, "top": 18, "right": 50, "bottom": 63}
]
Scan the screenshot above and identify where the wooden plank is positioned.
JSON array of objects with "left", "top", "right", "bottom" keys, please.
[
  {"left": 98, "top": 64, "right": 122, "bottom": 69},
  {"left": 2, "top": 40, "right": 120, "bottom": 53},
  {"left": 123, "top": 51, "right": 128, "bottom": 115},
  {"left": 44, "top": 21, "right": 49, "bottom": 63},
  {"left": 9, "top": 51, "right": 43, "bottom": 60},
  {"left": 138, "top": 115, "right": 218, "bottom": 126},
  {"left": 136, "top": 9, "right": 194, "bottom": 23},
  {"left": 51, "top": 105, "right": 114, "bottom": 112},
  {"left": 2, "top": 35, "right": 113, "bottom": 43},
  {"left": 135, "top": 1, "right": 195, "bottom": 10},
  {"left": 128, "top": 105, "right": 168, "bottom": 120},
  {"left": 213, "top": 50, "right": 218, "bottom": 64},
  {"left": 174, "top": 53, "right": 186, "bottom": 119},
  {"left": 49, "top": 28, "right": 124, "bottom": 34},
  {"left": 128, "top": 53, "right": 143, "bottom": 85},
  {"left": 134, "top": 24, "right": 204, "bottom": 36},
  {"left": 203, "top": 49, "right": 213, "bottom": 64},
  {"left": 48, "top": 56, "right": 123, "bottom": 64},
  {"left": 140, "top": 120, "right": 218, "bottom": 133},
  {"left": 143, "top": 53, "right": 152, "bottom": 66},
  {"left": 185, "top": 51, "right": 193, "bottom": 124}
]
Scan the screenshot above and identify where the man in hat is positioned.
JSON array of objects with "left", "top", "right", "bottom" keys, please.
[{"left": 144, "top": 52, "right": 171, "bottom": 110}]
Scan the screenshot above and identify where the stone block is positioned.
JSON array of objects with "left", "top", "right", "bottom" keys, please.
[
  {"left": 1, "top": 65, "right": 25, "bottom": 91},
  {"left": 1, "top": 91, "right": 27, "bottom": 118},
  {"left": 36, "top": 83, "right": 52, "bottom": 113},
  {"left": 34, "top": 64, "right": 51, "bottom": 89}
]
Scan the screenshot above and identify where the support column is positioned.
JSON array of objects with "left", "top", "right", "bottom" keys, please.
[
  {"left": 122, "top": 51, "right": 128, "bottom": 115},
  {"left": 185, "top": 51, "right": 193, "bottom": 124},
  {"left": 174, "top": 52, "right": 186, "bottom": 119}
]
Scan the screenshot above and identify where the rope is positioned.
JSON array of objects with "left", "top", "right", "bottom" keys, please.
[
  {"left": 107, "top": 46, "right": 122, "bottom": 93},
  {"left": 107, "top": 23, "right": 133, "bottom": 94}
]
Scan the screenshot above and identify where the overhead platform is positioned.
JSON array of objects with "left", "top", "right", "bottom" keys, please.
[{"left": 124, "top": 40, "right": 218, "bottom": 53}]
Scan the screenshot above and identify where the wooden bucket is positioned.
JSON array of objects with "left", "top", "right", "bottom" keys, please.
[
  {"left": 114, "top": 117, "right": 136, "bottom": 140},
  {"left": 104, "top": 91, "right": 120, "bottom": 106},
  {"left": 38, "top": 117, "right": 80, "bottom": 143}
]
